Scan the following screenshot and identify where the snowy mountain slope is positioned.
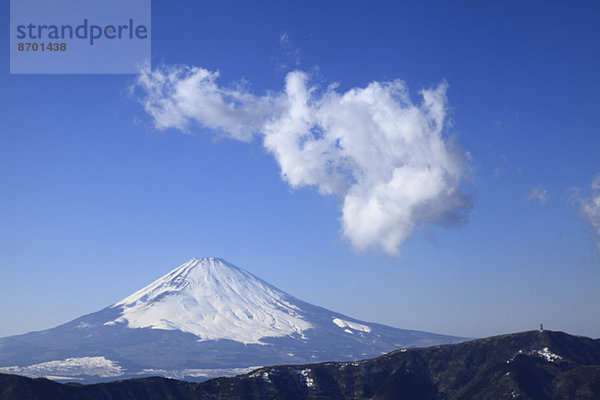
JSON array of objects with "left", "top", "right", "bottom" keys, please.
[
  {"left": 107, "top": 258, "right": 312, "bottom": 344},
  {"left": 0, "top": 257, "right": 467, "bottom": 383}
]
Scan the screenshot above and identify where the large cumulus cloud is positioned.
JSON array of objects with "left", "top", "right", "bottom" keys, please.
[{"left": 136, "top": 65, "right": 470, "bottom": 255}]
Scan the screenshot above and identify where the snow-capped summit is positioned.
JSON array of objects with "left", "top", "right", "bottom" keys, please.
[
  {"left": 108, "top": 257, "right": 312, "bottom": 344},
  {"left": 0, "top": 257, "right": 467, "bottom": 383}
]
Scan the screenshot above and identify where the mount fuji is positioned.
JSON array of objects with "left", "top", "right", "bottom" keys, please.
[{"left": 0, "top": 257, "right": 466, "bottom": 382}]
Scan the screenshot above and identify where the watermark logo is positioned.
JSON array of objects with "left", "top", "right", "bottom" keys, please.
[{"left": 10, "top": 0, "right": 151, "bottom": 74}]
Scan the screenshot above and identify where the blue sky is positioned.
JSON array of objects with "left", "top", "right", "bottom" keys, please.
[{"left": 1, "top": 1, "right": 599, "bottom": 339}]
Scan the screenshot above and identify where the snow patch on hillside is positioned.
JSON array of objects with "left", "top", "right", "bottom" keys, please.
[
  {"left": 333, "top": 317, "right": 371, "bottom": 333},
  {"left": 535, "top": 347, "right": 562, "bottom": 362},
  {"left": 0, "top": 356, "right": 123, "bottom": 378},
  {"left": 297, "top": 368, "right": 314, "bottom": 387}
]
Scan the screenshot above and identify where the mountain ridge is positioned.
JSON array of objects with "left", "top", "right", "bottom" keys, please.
[{"left": 1, "top": 330, "right": 598, "bottom": 399}]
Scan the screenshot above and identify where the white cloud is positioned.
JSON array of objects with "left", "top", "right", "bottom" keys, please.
[
  {"left": 136, "top": 65, "right": 470, "bottom": 255},
  {"left": 575, "top": 175, "right": 600, "bottom": 252},
  {"left": 526, "top": 186, "right": 548, "bottom": 205},
  {"left": 137, "top": 65, "right": 280, "bottom": 140}
]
